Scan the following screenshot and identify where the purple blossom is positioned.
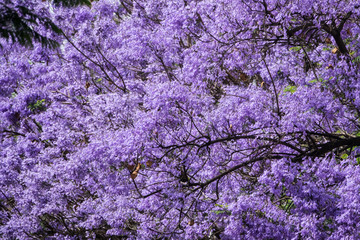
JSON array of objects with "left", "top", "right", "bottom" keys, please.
[{"left": 1, "top": 0, "right": 360, "bottom": 239}]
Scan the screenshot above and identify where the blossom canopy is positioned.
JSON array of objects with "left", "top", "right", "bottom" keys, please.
[{"left": 1, "top": 0, "right": 360, "bottom": 239}]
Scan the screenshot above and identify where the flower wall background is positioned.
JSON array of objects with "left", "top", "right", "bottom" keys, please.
[{"left": 1, "top": 0, "right": 360, "bottom": 239}]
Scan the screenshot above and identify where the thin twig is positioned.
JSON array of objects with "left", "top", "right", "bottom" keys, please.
[{"left": 262, "top": 58, "right": 281, "bottom": 118}]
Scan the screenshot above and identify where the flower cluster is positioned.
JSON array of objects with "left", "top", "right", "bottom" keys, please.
[{"left": 1, "top": 0, "right": 360, "bottom": 239}]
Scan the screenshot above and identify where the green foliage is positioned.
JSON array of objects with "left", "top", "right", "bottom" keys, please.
[
  {"left": 289, "top": 46, "right": 302, "bottom": 52},
  {"left": 28, "top": 99, "right": 47, "bottom": 112},
  {"left": 353, "top": 56, "right": 360, "bottom": 63},
  {"left": 284, "top": 85, "right": 297, "bottom": 93},
  {"left": 213, "top": 204, "right": 231, "bottom": 215},
  {"left": 322, "top": 218, "right": 335, "bottom": 233},
  {"left": 0, "top": 0, "right": 91, "bottom": 49},
  {"left": 309, "top": 78, "right": 325, "bottom": 83},
  {"left": 0, "top": 5, "right": 61, "bottom": 49},
  {"left": 278, "top": 198, "right": 295, "bottom": 213}
]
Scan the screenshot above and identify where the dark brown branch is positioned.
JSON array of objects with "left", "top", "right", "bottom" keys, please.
[
  {"left": 190, "top": 155, "right": 283, "bottom": 189},
  {"left": 287, "top": 23, "right": 314, "bottom": 37},
  {"left": 321, "top": 12, "right": 352, "bottom": 55},
  {"left": 2, "top": 129, "right": 26, "bottom": 137},
  {"left": 160, "top": 134, "right": 304, "bottom": 154},
  {"left": 263, "top": 58, "right": 281, "bottom": 118},
  {"left": 308, "top": 137, "right": 360, "bottom": 157},
  {"left": 293, "top": 137, "right": 360, "bottom": 162},
  {"left": 301, "top": 46, "right": 320, "bottom": 81}
]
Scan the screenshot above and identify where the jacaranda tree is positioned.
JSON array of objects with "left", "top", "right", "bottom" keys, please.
[{"left": 1, "top": 0, "right": 360, "bottom": 239}]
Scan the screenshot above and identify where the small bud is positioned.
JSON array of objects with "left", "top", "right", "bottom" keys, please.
[
  {"left": 188, "top": 219, "right": 194, "bottom": 226},
  {"left": 130, "top": 163, "right": 141, "bottom": 179},
  {"left": 134, "top": 163, "right": 141, "bottom": 172},
  {"left": 331, "top": 48, "right": 339, "bottom": 54},
  {"left": 240, "top": 72, "right": 249, "bottom": 82},
  {"left": 127, "top": 164, "right": 135, "bottom": 171},
  {"left": 324, "top": 38, "right": 332, "bottom": 44},
  {"left": 326, "top": 64, "right": 334, "bottom": 69},
  {"left": 146, "top": 160, "right": 153, "bottom": 167},
  {"left": 347, "top": 29, "right": 352, "bottom": 37}
]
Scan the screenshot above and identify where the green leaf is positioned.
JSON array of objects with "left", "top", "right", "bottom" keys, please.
[
  {"left": 323, "top": 218, "right": 334, "bottom": 233},
  {"left": 352, "top": 56, "right": 360, "bottom": 63},
  {"left": 212, "top": 204, "right": 231, "bottom": 215},
  {"left": 284, "top": 85, "right": 297, "bottom": 93},
  {"left": 28, "top": 99, "right": 47, "bottom": 112},
  {"left": 290, "top": 46, "right": 302, "bottom": 52},
  {"left": 309, "top": 78, "right": 325, "bottom": 84}
]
